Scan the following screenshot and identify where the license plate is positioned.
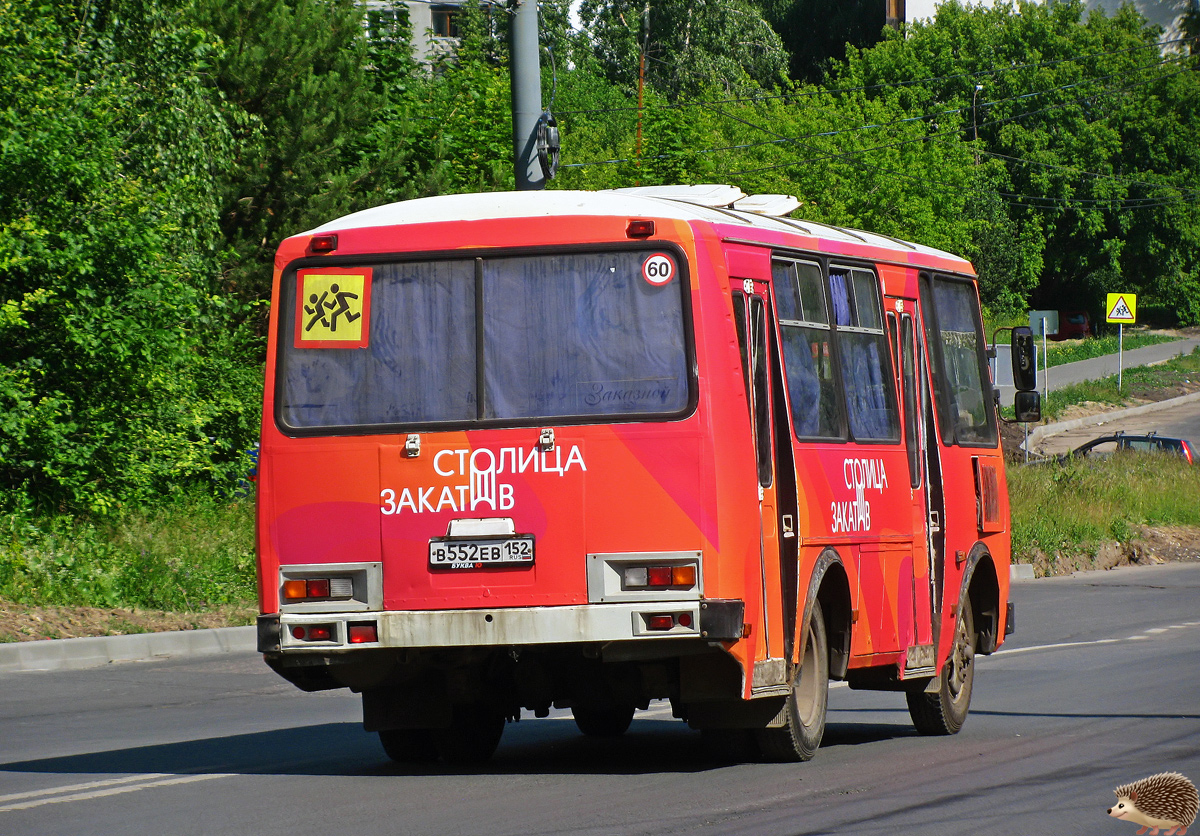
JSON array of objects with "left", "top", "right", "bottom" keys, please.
[{"left": 429, "top": 535, "right": 535, "bottom": 568}]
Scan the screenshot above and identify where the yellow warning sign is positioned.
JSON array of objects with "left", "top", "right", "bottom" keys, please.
[
  {"left": 1106, "top": 293, "right": 1136, "bottom": 324},
  {"left": 295, "top": 269, "right": 372, "bottom": 348}
]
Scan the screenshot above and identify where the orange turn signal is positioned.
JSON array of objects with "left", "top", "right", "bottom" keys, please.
[{"left": 672, "top": 566, "right": 696, "bottom": 586}]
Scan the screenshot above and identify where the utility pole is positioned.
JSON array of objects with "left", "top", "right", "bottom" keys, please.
[
  {"left": 509, "top": 0, "right": 544, "bottom": 190},
  {"left": 635, "top": 0, "right": 649, "bottom": 183}
]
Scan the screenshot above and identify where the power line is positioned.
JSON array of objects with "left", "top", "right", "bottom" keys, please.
[
  {"left": 553, "top": 34, "right": 1196, "bottom": 118},
  {"left": 561, "top": 53, "right": 1195, "bottom": 180}
]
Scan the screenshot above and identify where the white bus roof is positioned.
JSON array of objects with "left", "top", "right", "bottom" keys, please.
[{"left": 309, "top": 188, "right": 968, "bottom": 266}]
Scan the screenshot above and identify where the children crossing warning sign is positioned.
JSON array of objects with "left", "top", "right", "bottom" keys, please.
[
  {"left": 1106, "top": 293, "right": 1136, "bottom": 324},
  {"left": 294, "top": 268, "right": 372, "bottom": 348}
]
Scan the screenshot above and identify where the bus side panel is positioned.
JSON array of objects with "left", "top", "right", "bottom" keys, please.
[{"left": 792, "top": 445, "right": 913, "bottom": 660}]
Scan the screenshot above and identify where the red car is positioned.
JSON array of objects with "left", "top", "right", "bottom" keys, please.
[{"left": 1050, "top": 310, "right": 1092, "bottom": 341}]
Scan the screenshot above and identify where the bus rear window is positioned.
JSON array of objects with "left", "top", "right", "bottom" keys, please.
[{"left": 276, "top": 250, "right": 691, "bottom": 432}]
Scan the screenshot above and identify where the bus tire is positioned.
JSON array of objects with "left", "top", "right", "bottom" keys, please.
[
  {"left": 572, "top": 703, "right": 635, "bottom": 737},
  {"left": 755, "top": 600, "right": 829, "bottom": 762},
  {"left": 434, "top": 705, "right": 505, "bottom": 765},
  {"left": 378, "top": 728, "right": 439, "bottom": 764},
  {"left": 907, "top": 601, "right": 975, "bottom": 735}
]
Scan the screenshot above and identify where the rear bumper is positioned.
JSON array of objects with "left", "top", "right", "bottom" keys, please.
[{"left": 258, "top": 599, "right": 745, "bottom": 653}]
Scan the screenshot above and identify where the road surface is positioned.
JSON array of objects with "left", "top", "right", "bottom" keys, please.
[{"left": 2, "top": 563, "right": 1198, "bottom": 836}]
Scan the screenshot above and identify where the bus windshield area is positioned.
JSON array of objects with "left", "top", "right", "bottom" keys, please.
[{"left": 276, "top": 249, "right": 691, "bottom": 432}]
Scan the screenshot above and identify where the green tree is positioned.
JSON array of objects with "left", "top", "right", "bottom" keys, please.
[
  {"left": 579, "top": 0, "right": 789, "bottom": 100},
  {"left": 823, "top": 0, "right": 1200, "bottom": 321},
  {"left": 0, "top": 0, "right": 260, "bottom": 513},
  {"left": 190, "top": 0, "right": 394, "bottom": 298},
  {"left": 756, "top": 0, "right": 889, "bottom": 83}
]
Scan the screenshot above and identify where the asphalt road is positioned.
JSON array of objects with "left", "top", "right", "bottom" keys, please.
[
  {"left": 2, "top": 563, "right": 1198, "bottom": 836},
  {"left": 1034, "top": 395, "right": 1200, "bottom": 457}
]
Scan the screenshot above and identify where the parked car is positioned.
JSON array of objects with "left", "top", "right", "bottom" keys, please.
[
  {"left": 1063, "top": 432, "right": 1196, "bottom": 464},
  {"left": 1049, "top": 310, "right": 1093, "bottom": 341}
]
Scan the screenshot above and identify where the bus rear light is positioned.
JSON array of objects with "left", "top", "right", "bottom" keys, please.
[
  {"left": 626, "top": 219, "right": 655, "bottom": 238},
  {"left": 292, "top": 625, "right": 333, "bottom": 642},
  {"left": 646, "top": 614, "right": 675, "bottom": 631},
  {"left": 647, "top": 567, "right": 672, "bottom": 586},
  {"left": 623, "top": 564, "right": 698, "bottom": 589},
  {"left": 309, "top": 233, "right": 337, "bottom": 254},
  {"left": 671, "top": 566, "right": 696, "bottom": 586},
  {"left": 348, "top": 623, "right": 378, "bottom": 644},
  {"left": 282, "top": 577, "right": 355, "bottom": 600}
]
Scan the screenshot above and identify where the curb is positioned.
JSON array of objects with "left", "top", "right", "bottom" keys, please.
[
  {"left": 1010, "top": 564, "right": 1036, "bottom": 581},
  {"left": 1024, "top": 390, "right": 1200, "bottom": 452},
  {"left": 0, "top": 625, "right": 256, "bottom": 674}
]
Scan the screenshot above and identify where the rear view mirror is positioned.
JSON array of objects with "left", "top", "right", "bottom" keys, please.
[
  {"left": 1014, "top": 390, "right": 1041, "bottom": 423},
  {"left": 1011, "top": 326, "right": 1037, "bottom": 392}
]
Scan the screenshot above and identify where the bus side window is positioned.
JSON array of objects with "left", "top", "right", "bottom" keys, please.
[
  {"left": 918, "top": 274, "right": 953, "bottom": 446},
  {"left": 828, "top": 267, "right": 900, "bottom": 443},
  {"left": 901, "top": 314, "right": 921, "bottom": 488},
  {"left": 772, "top": 260, "right": 842, "bottom": 440},
  {"left": 926, "top": 276, "right": 998, "bottom": 447},
  {"left": 751, "top": 297, "right": 772, "bottom": 487},
  {"left": 886, "top": 311, "right": 901, "bottom": 398},
  {"left": 732, "top": 292, "right": 751, "bottom": 417}
]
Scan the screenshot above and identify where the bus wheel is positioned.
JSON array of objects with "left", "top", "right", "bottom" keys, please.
[
  {"left": 434, "top": 705, "right": 505, "bottom": 765},
  {"left": 755, "top": 600, "right": 829, "bottom": 762},
  {"left": 378, "top": 728, "right": 438, "bottom": 764},
  {"left": 572, "top": 702, "right": 635, "bottom": 737},
  {"left": 907, "top": 601, "right": 975, "bottom": 735}
]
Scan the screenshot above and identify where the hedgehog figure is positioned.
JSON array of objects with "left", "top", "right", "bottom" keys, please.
[{"left": 1108, "top": 772, "right": 1199, "bottom": 836}]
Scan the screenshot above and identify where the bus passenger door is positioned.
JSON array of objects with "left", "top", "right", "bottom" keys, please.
[
  {"left": 898, "top": 310, "right": 937, "bottom": 665},
  {"left": 914, "top": 299, "right": 947, "bottom": 659},
  {"left": 732, "top": 283, "right": 789, "bottom": 680}
]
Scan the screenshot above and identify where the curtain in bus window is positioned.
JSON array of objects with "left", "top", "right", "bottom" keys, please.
[
  {"left": 279, "top": 260, "right": 476, "bottom": 428},
  {"left": 774, "top": 260, "right": 841, "bottom": 439},
  {"left": 830, "top": 269, "right": 899, "bottom": 442},
  {"left": 933, "top": 278, "right": 997, "bottom": 445},
  {"left": 481, "top": 252, "right": 688, "bottom": 419},
  {"left": 779, "top": 326, "right": 840, "bottom": 437}
]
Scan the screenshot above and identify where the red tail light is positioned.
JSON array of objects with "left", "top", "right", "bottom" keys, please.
[
  {"left": 348, "top": 623, "right": 378, "bottom": 644},
  {"left": 309, "top": 233, "right": 338, "bottom": 254}
]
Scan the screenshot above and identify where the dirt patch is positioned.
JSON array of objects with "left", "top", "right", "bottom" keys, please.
[
  {"left": 0, "top": 600, "right": 256, "bottom": 643},
  {"left": 1018, "top": 524, "right": 1200, "bottom": 578}
]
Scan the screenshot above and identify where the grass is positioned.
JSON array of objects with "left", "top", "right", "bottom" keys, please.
[
  {"left": 1008, "top": 452, "right": 1200, "bottom": 565},
  {"left": 0, "top": 494, "right": 256, "bottom": 612}
]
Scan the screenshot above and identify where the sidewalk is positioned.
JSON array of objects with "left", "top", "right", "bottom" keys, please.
[
  {"left": 0, "top": 624, "right": 255, "bottom": 674},
  {"left": 996, "top": 337, "right": 1200, "bottom": 402},
  {"left": 1040, "top": 337, "right": 1200, "bottom": 391}
]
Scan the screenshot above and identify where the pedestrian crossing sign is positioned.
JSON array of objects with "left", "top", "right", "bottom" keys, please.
[{"left": 1106, "top": 293, "right": 1136, "bottom": 324}]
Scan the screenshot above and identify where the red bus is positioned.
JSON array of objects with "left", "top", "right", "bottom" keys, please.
[{"left": 256, "top": 185, "right": 1032, "bottom": 764}]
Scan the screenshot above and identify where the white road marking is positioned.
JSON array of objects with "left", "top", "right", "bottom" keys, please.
[
  {"left": 996, "top": 622, "right": 1196, "bottom": 656},
  {"left": 0, "top": 774, "right": 172, "bottom": 803},
  {"left": 993, "top": 638, "right": 1120, "bottom": 655},
  {"left": 0, "top": 772, "right": 234, "bottom": 813}
]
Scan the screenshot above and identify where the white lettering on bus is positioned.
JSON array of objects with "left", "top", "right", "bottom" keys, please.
[
  {"left": 831, "top": 458, "right": 888, "bottom": 533},
  {"left": 381, "top": 445, "right": 586, "bottom": 515}
]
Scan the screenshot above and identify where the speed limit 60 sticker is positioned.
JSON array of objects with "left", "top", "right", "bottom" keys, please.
[{"left": 642, "top": 253, "right": 676, "bottom": 286}]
